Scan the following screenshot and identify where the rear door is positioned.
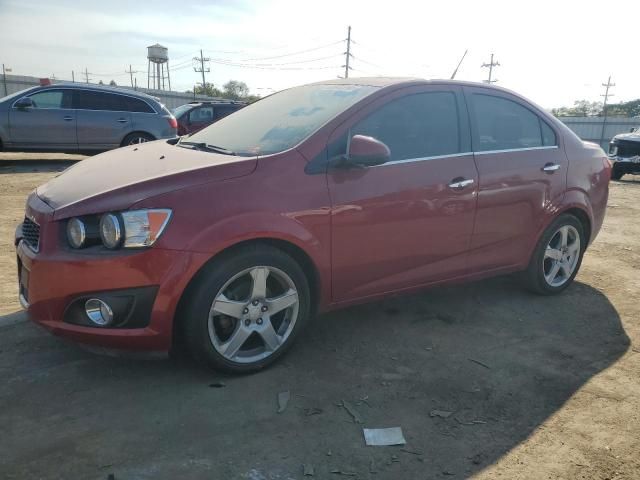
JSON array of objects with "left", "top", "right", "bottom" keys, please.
[
  {"left": 75, "top": 90, "right": 132, "bottom": 148},
  {"left": 464, "top": 86, "right": 566, "bottom": 271},
  {"left": 9, "top": 89, "right": 77, "bottom": 149},
  {"left": 187, "top": 106, "right": 214, "bottom": 133}
]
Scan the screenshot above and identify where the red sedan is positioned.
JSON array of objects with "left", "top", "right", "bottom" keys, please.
[{"left": 15, "top": 78, "right": 610, "bottom": 372}]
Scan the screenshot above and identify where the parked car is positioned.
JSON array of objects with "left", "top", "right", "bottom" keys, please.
[
  {"left": 15, "top": 78, "right": 610, "bottom": 373},
  {"left": 173, "top": 100, "right": 245, "bottom": 136},
  {"left": 608, "top": 128, "right": 640, "bottom": 179},
  {"left": 0, "top": 83, "right": 177, "bottom": 152}
]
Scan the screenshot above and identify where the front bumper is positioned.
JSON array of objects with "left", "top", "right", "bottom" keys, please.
[{"left": 15, "top": 228, "right": 209, "bottom": 352}]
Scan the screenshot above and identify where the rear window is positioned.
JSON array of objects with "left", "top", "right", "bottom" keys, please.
[
  {"left": 122, "top": 96, "right": 154, "bottom": 113},
  {"left": 76, "top": 91, "right": 154, "bottom": 113}
]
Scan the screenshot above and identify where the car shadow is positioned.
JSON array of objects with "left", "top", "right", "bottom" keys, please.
[{"left": 0, "top": 276, "right": 628, "bottom": 479}]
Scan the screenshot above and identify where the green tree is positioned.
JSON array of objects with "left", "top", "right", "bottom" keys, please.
[{"left": 222, "top": 80, "right": 249, "bottom": 100}]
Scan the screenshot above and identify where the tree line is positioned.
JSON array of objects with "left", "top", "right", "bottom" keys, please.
[
  {"left": 189, "top": 80, "right": 261, "bottom": 103},
  {"left": 552, "top": 98, "right": 640, "bottom": 117}
]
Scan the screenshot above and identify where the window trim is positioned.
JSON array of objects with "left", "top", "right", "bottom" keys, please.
[
  {"left": 74, "top": 90, "right": 156, "bottom": 114},
  {"left": 464, "top": 87, "right": 560, "bottom": 154}
]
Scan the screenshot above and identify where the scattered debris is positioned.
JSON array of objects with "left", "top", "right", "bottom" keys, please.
[
  {"left": 356, "top": 395, "right": 372, "bottom": 408},
  {"left": 424, "top": 346, "right": 433, "bottom": 351},
  {"left": 363, "top": 427, "right": 406, "bottom": 446},
  {"left": 631, "top": 348, "right": 640, "bottom": 354},
  {"left": 330, "top": 469, "right": 356, "bottom": 476},
  {"left": 429, "top": 409, "right": 453, "bottom": 418},
  {"left": 208, "top": 382, "right": 226, "bottom": 388},
  {"left": 442, "top": 470, "right": 455, "bottom": 476},
  {"left": 340, "top": 400, "right": 363, "bottom": 424},
  {"left": 400, "top": 448, "right": 423, "bottom": 456},
  {"left": 388, "top": 454, "right": 400, "bottom": 464},
  {"left": 467, "top": 358, "right": 491, "bottom": 369},
  {"left": 470, "top": 453, "right": 484, "bottom": 465},
  {"left": 326, "top": 451, "right": 332, "bottom": 456},
  {"left": 277, "top": 391, "right": 290, "bottom": 413},
  {"left": 303, "top": 407, "right": 323, "bottom": 416},
  {"left": 303, "top": 464, "right": 315, "bottom": 476}
]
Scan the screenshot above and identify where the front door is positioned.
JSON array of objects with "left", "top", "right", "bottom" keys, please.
[
  {"left": 327, "top": 86, "right": 478, "bottom": 303},
  {"left": 9, "top": 89, "right": 77, "bottom": 149},
  {"left": 463, "top": 86, "right": 567, "bottom": 271}
]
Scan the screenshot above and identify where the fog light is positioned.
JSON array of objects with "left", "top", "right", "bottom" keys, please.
[{"left": 84, "top": 298, "right": 114, "bottom": 326}]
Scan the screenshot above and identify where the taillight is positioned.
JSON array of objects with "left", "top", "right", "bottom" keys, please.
[{"left": 167, "top": 116, "right": 178, "bottom": 129}]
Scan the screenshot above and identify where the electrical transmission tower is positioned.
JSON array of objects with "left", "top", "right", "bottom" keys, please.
[
  {"left": 193, "top": 49, "right": 211, "bottom": 91},
  {"left": 481, "top": 53, "right": 500, "bottom": 83},
  {"left": 599, "top": 75, "right": 615, "bottom": 148},
  {"left": 342, "top": 26, "right": 352, "bottom": 79}
]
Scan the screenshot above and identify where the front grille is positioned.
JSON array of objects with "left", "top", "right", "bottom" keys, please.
[{"left": 22, "top": 217, "right": 40, "bottom": 252}]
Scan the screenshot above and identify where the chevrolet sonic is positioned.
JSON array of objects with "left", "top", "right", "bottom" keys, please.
[{"left": 15, "top": 78, "right": 611, "bottom": 372}]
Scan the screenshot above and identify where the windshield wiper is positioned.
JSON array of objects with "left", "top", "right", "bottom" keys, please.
[{"left": 176, "top": 141, "right": 236, "bottom": 156}]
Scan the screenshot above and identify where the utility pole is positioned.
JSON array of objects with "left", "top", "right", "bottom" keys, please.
[
  {"left": 2, "top": 64, "right": 11, "bottom": 97},
  {"left": 83, "top": 68, "right": 91, "bottom": 84},
  {"left": 71, "top": 70, "right": 75, "bottom": 82},
  {"left": 481, "top": 53, "right": 500, "bottom": 83},
  {"left": 193, "top": 49, "right": 210, "bottom": 92},
  {"left": 599, "top": 75, "right": 615, "bottom": 149},
  {"left": 125, "top": 65, "right": 139, "bottom": 88},
  {"left": 343, "top": 26, "right": 352, "bottom": 79}
]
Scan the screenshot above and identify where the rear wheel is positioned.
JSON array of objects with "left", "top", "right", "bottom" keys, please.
[
  {"left": 122, "top": 132, "right": 154, "bottom": 146},
  {"left": 182, "top": 245, "right": 311, "bottom": 373},
  {"left": 521, "top": 214, "right": 585, "bottom": 295}
]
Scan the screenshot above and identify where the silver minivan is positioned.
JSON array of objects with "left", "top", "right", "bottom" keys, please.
[{"left": 0, "top": 83, "right": 177, "bottom": 152}]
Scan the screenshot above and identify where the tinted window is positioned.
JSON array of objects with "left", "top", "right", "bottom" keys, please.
[
  {"left": 187, "top": 84, "right": 378, "bottom": 156},
  {"left": 351, "top": 92, "right": 461, "bottom": 161},
  {"left": 472, "top": 94, "right": 555, "bottom": 151},
  {"left": 27, "top": 90, "right": 72, "bottom": 109},
  {"left": 122, "top": 96, "right": 154, "bottom": 113},
  {"left": 76, "top": 91, "right": 128, "bottom": 111},
  {"left": 214, "top": 105, "right": 239, "bottom": 120},
  {"left": 541, "top": 121, "right": 557, "bottom": 146},
  {"left": 189, "top": 106, "right": 214, "bottom": 123}
]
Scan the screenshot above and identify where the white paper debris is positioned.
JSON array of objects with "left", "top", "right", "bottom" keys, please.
[{"left": 363, "top": 427, "right": 406, "bottom": 446}]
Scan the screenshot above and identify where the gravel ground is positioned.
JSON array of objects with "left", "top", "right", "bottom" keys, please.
[{"left": 0, "top": 160, "right": 638, "bottom": 480}]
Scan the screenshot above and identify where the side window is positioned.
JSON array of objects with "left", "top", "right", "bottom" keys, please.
[
  {"left": 76, "top": 91, "right": 127, "bottom": 111},
  {"left": 27, "top": 90, "right": 72, "bottom": 109},
  {"left": 122, "top": 96, "right": 154, "bottom": 113},
  {"left": 351, "top": 92, "right": 461, "bottom": 161},
  {"left": 189, "top": 106, "right": 214, "bottom": 123},
  {"left": 541, "top": 120, "right": 557, "bottom": 146},
  {"left": 471, "top": 94, "right": 551, "bottom": 151},
  {"left": 214, "top": 106, "right": 237, "bottom": 120}
]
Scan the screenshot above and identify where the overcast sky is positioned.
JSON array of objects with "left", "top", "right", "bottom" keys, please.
[{"left": 1, "top": 0, "right": 639, "bottom": 108}]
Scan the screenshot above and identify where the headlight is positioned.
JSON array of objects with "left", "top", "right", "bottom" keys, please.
[
  {"left": 99, "top": 213, "right": 122, "bottom": 249},
  {"left": 66, "top": 217, "right": 86, "bottom": 248},
  {"left": 100, "top": 209, "right": 171, "bottom": 249}
]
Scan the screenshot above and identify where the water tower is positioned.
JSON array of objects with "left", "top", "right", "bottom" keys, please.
[{"left": 147, "top": 43, "right": 171, "bottom": 91}]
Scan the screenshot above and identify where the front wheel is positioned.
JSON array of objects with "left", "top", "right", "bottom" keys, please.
[
  {"left": 521, "top": 214, "right": 586, "bottom": 295},
  {"left": 182, "top": 245, "right": 311, "bottom": 373},
  {"left": 610, "top": 165, "right": 625, "bottom": 180}
]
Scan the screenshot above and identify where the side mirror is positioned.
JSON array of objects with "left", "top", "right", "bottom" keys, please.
[
  {"left": 630, "top": 127, "right": 637, "bottom": 133},
  {"left": 15, "top": 97, "right": 33, "bottom": 109},
  {"left": 347, "top": 134, "right": 391, "bottom": 167}
]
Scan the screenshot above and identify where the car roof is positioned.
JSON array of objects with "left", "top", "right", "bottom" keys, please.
[
  {"left": 36, "top": 82, "right": 161, "bottom": 102},
  {"left": 187, "top": 100, "right": 246, "bottom": 107}
]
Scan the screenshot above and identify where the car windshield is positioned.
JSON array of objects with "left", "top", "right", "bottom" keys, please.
[
  {"left": 172, "top": 104, "right": 193, "bottom": 118},
  {"left": 184, "top": 83, "right": 379, "bottom": 156}
]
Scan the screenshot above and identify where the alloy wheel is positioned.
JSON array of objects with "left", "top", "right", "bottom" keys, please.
[
  {"left": 543, "top": 225, "right": 581, "bottom": 287},
  {"left": 207, "top": 266, "right": 299, "bottom": 364}
]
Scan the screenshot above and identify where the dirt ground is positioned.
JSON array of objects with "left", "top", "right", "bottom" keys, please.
[{"left": 0, "top": 158, "right": 638, "bottom": 480}]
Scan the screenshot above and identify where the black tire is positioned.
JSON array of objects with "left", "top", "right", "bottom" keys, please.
[
  {"left": 121, "top": 132, "right": 154, "bottom": 146},
  {"left": 521, "top": 214, "right": 586, "bottom": 295},
  {"left": 181, "top": 244, "right": 311, "bottom": 373},
  {"left": 610, "top": 165, "right": 625, "bottom": 180}
]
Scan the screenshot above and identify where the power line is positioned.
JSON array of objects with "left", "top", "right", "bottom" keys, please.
[
  {"left": 233, "top": 40, "right": 344, "bottom": 62},
  {"left": 208, "top": 59, "right": 340, "bottom": 71}
]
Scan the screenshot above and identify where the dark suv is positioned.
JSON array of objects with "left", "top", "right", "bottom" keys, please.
[
  {"left": 173, "top": 100, "right": 245, "bottom": 136},
  {"left": 608, "top": 127, "right": 640, "bottom": 179}
]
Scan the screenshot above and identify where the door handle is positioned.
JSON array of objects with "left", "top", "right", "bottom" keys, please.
[
  {"left": 63, "top": 116, "right": 73, "bottom": 121},
  {"left": 117, "top": 118, "right": 128, "bottom": 123},
  {"left": 448, "top": 178, "right": 474, "bottom": 190},
  {"left": 542, "top": 163, "right": 561, "bottom": 173}
]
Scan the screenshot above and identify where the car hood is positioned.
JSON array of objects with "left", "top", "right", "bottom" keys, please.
[
  {"left": 38, "top": 140, "right": 257, "bottom": 220},
  {"left": 612, "top": 132, "right": 640, "bottom": 143}
]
